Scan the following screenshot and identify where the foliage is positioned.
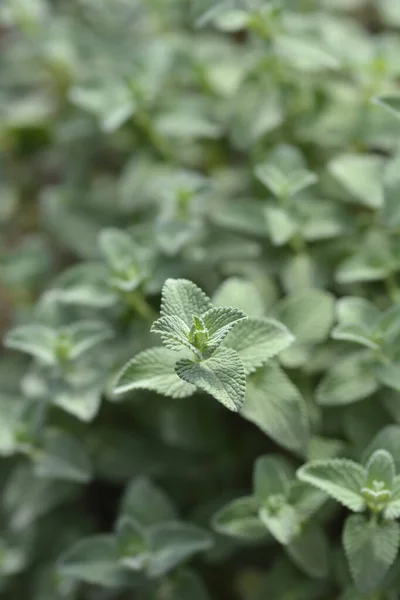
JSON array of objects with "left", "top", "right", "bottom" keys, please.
[{"left": 3, "top": 0, "right": 400, "bottom": 598}]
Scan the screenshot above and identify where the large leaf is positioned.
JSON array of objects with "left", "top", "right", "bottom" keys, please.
[
  {"left": 223, "top": 317, "right": 294, "bottom": 374},
  {"left": 160, "top": 279, "right": 212, "bottom": 326},
  {"left": 297, "top": 459, "right": 366, "bottom": 511},
  {"left": 175, "top": 347, "right": 246, "bottom": 411},
  {"left": 113, "top": 348, "right": 196, "bottom": 399},
  {"left": 151, "top": 315, "right": 194, "bottom": 353},
  {"left": 241, "top": 362, "right": 309, "bottom": 454},
  {"left": 202, "top": 306, "right": 247, "bottom": 353},
  {"left": 343, "top": 514, "right": 400, "bottom": 593}
]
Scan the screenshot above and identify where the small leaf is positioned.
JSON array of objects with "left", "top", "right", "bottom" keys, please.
[
  {"left": 113, "top": 348, "right": 196, "bottom": 399},
  {"left": 374, "top": 94, "right": 400, "bottom": 120},
  {"left": 286, "top": 524, "right": 329, "bottom": 579},
  {"left": 362, "top": 425, "right": 400, "bottom": 472},
  {"left": 316, "top": 353, "right": 378, "bottom": 406},
  {"left": 147, "top": 522, "right": 213, "bottom": 578},
  {"left": 202, "top": 306, "right": 247, "bottom": 353},
  {"left": 211, "top": 496, "right": 268, "bottom": 540},
  {"left": 151, "top": 316, "right": 195, "bottom": 353},
  {"left": 57, "top": 535, "right": 128, "bottom": 587},
  {"left": 175, "top": 347, "right": 246, "bottom": 411},
  {"left": 160, "top": 279, "right": 212, "bottom": 327},
  {"left": 4, "top": 325, "right": 57, "bottom": 365},
  {"left": 64, "top": 321, "right": 114, "bottom": 360},
  {"left": 259, "top": 501, "right": 300, "bottom": 545},
  {"left": 331, "top": 324, "right": 379, "bottom": 350},
  {"left": 120, "top": 477, "right": 177, "bottom": 528},
  {"left": 241, "top": 363, "right": 309, "bottom": 454},
  {"left": 116, "top": 516, "right": 150, "bottom": 571},
  {"left": 343, "top": 514, "right": 400, "bottom": 593},
  {"left": 265, "top": 206, "right": 298, "bottom": 246},
  {"left": 297, "top": 459, "right": 366, "bottom": 511},
  {"left": 328, "top": 153, "right": 385, "bottom": 209},
  {"left": 223, "top": 318, "right": 295, "bottom": 375},
  {"left": 34, "top": 428, "right": 92, "bottom": 484},
  {"left": 362, "top": 450, "right": 395, "bottom": 512},
  {"left": 253, "top": 455, "right": 294, "bottom": 503}
]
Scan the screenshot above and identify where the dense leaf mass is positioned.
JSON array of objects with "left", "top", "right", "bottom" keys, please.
[{"left": 3, "top": 0, "right": 400, "bottom": 598}]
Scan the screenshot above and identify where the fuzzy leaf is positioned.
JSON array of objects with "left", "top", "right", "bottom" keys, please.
[
  {"left": 223, "top": 317, "right": 295, "bottom": 374},
  {"left": 297, "top": 459, "right": 366, "bottom": 511},
  {"left": 116, "top": 516, "right": 150, "bottom": 571},
  {"left": 253, "top": 455, "right": 294, "bottom": 503},
  {"left": 202, "top": 306, "right": 247, "bottom": 353},
  {"left": 151, "top": 316, "right": 194, "bottom": 353},
  {"left": 119, "top": 477, "right": 177, "bottom": 528},
  {"left": 175, "top": 347, "right": 246, "bottom": 411},
  {"left": 331, "top": 324, "right": 379, "bottom": 350},
  {"left": 160, "top": 279, "right": 212, "bottom": 326},
  {"left": 113, "top": 348, "right": 196, "bottom": 399},
  {"left": 4, "top": 325, "right": 57, "bottom": 365},
  {"left": 64, "top": 321, "right": 114, "bottom": 360},
  {"left": 343, "top": 514, "right": 400, "bottom": 593},
  {"left": 212, "top": 278, "right": 265, "bottom": 317},
  {"left": 259, "top": 502, "right": 300, "bottom": 545},
  {"left": 242, "top": 362, "right": 309, "bottom": 454},
  {"left": 211, "top": 496, "right": 268, "bottom": 540},
  {"left": 328, "top": 153, "right": 385, "bottom": 209},
  {"left": 34, "top": 429, "right": 92, "bottom": 484}
]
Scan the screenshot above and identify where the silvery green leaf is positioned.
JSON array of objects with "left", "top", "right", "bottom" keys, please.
[
  {"left": 160, "top": 279, "right": 212, "bottom": 326},
  {"left": 286, "top": 524, "right": 329, "bottom": 579},
  {"left": 69, "top": 84, "right": 136, "bottom": 133},
  {"left": 316, "top": 352, "right": 378, "bottom": 406},
  {"left": 259, "top": 502, "right": 300, "bottom": 545},
  {"left": 265, "top": 206, "right": 298, "bottom": 246},
  {"left": 297, "top": 459, "right": 366, "bottom": 511},
  {"left": 374, "top": 94, "right": 400, "bottom": 121},
  {"left": 202, "top": 306, "right": 247, "bottom": 353},
  {"left": 212, "top": 277, "right": 265, "bottom": 317},
  {"left": 223, "top": 317, "right": 295, "bottom": 374},
  {"left": 47, "top": 263, "right": 116, "bottom": 308},
  {"left": 211, "top": 496, "right": 268, "bottom": 540},
  {"left": 328, "top": 153, "right": 385, "bottom": 209},
  {"left": 362, "top": 425, "right": 400, "bottom": 472},
  {"left": 376, "top": 361, "right": 400, "bottom": 393},
  {"left": 57, "top": 535, "right": 129, "bottom": 587},
  {"left": 336, "top": 297, "right": 381, "bottom": 328},
  {"left": 151, "top": 315, "right": 195, "bottom": 353},
  {"left": 119, "top": 477, "right": 177, "bottom": 528},
  {"left": 113, "top": 348, "right": 196, "bottom": 399},
  {"left": 175, "top": 347, "right": 246, "bottom": 411},
  {"left": 4, "top": 325, "right": 57, "bottom": 366},
  {"left": 331, "top": 324, "right": 379, "bottom": 350},
  {"left": 274, "top": 35, "right": 340, "bottom": 71},
  {"left": 147, "top": 522, "right": 213, "bottom": 578},
  {"left": 343, "top": 514, "right": 400, "bottom": 593},
  {"left": 63, "top": 321, "right": 114, "bottom": 360},
  {"left": 241, "top": 362, "right": 309, "bottom": 454},
  {"left": 364, "top": 450, "right": 395, "bottom": 495},
  {"left": 34, "top": 428, "right": 92, "bottom": 484}
]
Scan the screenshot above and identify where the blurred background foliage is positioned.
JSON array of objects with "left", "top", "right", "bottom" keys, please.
[{"left": 3, "top": 0, "right": 400, "bottom": 598}]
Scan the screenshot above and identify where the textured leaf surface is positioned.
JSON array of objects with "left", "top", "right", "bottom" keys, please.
[
  {"left": 160, "top": 279, "right": 212, "bottom": 326},
  {"left": 343, "top": 514, "right": 400, "bottom": 593},
  {"left": 242, "top": 363, "right": 309, "bottom": 454},
  {"left": 176, "top": 347, "right": 246, "bottom": 411},
  {"left": 202, "top": 306, "right": 247, "bottom": 352},
  {"left": 224, "top": 318, "right": 294, "bottom": 374},
  {"left": 151, "top": 316, "right": 194, "bottom": 353},
  {"left": 297, "top": 459, "right": 366, "bottom": 511},
  {"left": 113, "top": 348, "right": 196, "bottom": 399},
  {"left": 259, "top": 502, "right": 300, "bottom": 545}
]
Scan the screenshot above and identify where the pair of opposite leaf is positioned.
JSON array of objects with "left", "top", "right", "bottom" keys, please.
[
  {"left": 114, "top": 278, "right": 295, "bottom": 411},
  {"left": 299, "top": 449, "right": 400, "bottom": 593}
]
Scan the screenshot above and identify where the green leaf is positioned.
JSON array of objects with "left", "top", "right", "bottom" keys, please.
[
  {"left": 147, "top": 522, "right": 213, "bottom": 578},
  {"left": 113, "top": 348, "right": 196, "bottom": 399},
  {"left": 343, "top": 514, "right": 400, "bottom": 593},
  {"left": 57, "top": 535, "right": 128, "bottom": 587},
  {"left": 316, "top": 353, "right": 378, "bottom": 406},
  {"left": 34, "top": 428, "right": 92, "bottom": 484},
  {"left": 331, "top": 324, "right": 379, "bottom": 350},
  {"left": 361, "top": 450, "right": 395, "bottom": 513},
  {"left": 264, "top": 206, "right": 298, "bottom": 246},
  {"left": 328, "top": 153, "right": 385, "bottom": 209},
  {"left": 63, "top": 321, "right": 114, "bottom": 360},
  {"left": 160, "top": 279, "right": 212, "bottom": 327},
  {"left": 154, "top": 570, "right": 212, "bottom": 600},
  {"left": 202, "top": 306, "right": 247, "bottom": 353},
  {"left": 259, "top": 501, "right": 300, "bottom": 545},
  {"left": 375, "top": 361, "right": 400, "bottom": 393},
  {"left": 297, "top": 459, "right": 366, "bottom": 511},
  {"left": 175, "top": 347, "right": 246, "bottom": 411},
  {"left": 253, "top": 455, "right": 294, "bottom": 503},
  {"left": 4, "top": 325, "right": 57, "bottom": 365},
  {"left": 373, "top": 94, "right": 400, "bottom": 120},
  {"left": 382, "top": 150, "right": 400, "bottom": 228},
  {"left": 212, "top": 278, "right": 265, "bottom": 317},
  {"left": 336, "top": 297, "right": 381, "bottom": 328},
  {"left": 385, "top": 476, "right": 400, "bottom": 520},
  {"left": 211, "top": 496, "right": 268, "bottom": 540},
  {"left": 151, "top": 316, "right": 195, "bottom": 353},
  {"left": 116, "top": 516, "right": 150, "bottom": 571},
  {"left": 119, "top": 477, "right": 177, "bottom": 528},
  {"left": 362, "top": 425, "right": 400, "bottom": 472},
  {"left": 223, "top": 317, "right": 295, "bottom": 374},
  {"left": 242, "top": 363, "right": 309, "bottom": 454},
  {"left": 286, "top": 525, "right": 329, "bottom": 579}
]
